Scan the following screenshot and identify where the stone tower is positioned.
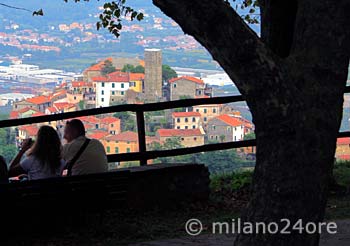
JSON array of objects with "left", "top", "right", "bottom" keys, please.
[{"left": 144, "top": 48, "right": 162, "bottom": 102}]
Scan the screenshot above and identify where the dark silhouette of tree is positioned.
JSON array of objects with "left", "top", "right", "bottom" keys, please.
[
  {"left": 149, "top": 1, "right": 349, "bottom": 246},
  {"left": 162, "top": 64, "right": 177, "bottom": 82},
  {"left": 101, "top": 60, "right": 116, "bottom": 75},
  {"left": 121, "top": 64, "right": 145, "bottom": 73}
]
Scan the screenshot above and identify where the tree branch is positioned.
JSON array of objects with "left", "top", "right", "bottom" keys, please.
[
  {"left": 0, "top": 3, "right": 31, "bottom": 12},
  {"left": 153, "top": 0, "right": 292, "bottom": 116},
  {"left": 290, "top": 0, "right": 350, "bottom": 80}
]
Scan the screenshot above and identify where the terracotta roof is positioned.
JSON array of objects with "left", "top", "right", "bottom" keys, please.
[
  {"left": 92, "top": 76, "right": 108, "bottom": 82},
  {"left": 129, "top": 73, "right": 145, "bottom": 81},
  {"left": 26, "top": 95, "right": 51, "bottom": 105},
  {"left": 92, "top": 71, "right": 130, "bottom": 82},
  {"left": 18, "top": 125, "right": 38, "bottom": 136},
  {"left": 78, "top": 116, "right": 100, "bottom": 124},
  {"left": 215, "top": 114, "right": 244, "bottom": 127},
  {"left": 53, "top": 102, "right": 76, "bottom": 111},
  {"left": 169, "top": 76, "right": 204, "bottom": 84},
  {"left": 157, "top": 129, "right": 204, "bottom": 137},
  {"left": 146, "top": 136, "right": 160, "bottom": 144},
  {"left": 101, "top": 117, "right": 120, "bottom": 124},
  {"left": 337, "top": 137, "right": 350, "bottom": 145},
  {"left": 83, "top": 122, "right": 96, "bottom": 130},
  {"left": 87, "top": 130, "right": 109, "bottom": 140},
  {"left": 31, "top": 112, "right": 45, "bottom": 117},
  {"left": 85, "top": 57, "right": 113, "bottom": 72},
  {"left": 337, "top": 154, "right": 350, "bottom": 160},
  {"left": 9, "top": 111, "right": 19, "bottom": 119},
  {"left": 105, "top": 131, "right": 138, "bottom": 142},
  {"left": 172, "top": 112, "right": 201, "bottom": 117},
  {"left": 46, "top": 107, "right": 58, "bottom": 113},
  {"left": 51, "top": 90, "right": 66, "bottom": 98}
]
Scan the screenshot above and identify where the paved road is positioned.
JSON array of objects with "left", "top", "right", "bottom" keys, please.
[{"left": 129, "top": 220, "right": 350, "bottom": 246}]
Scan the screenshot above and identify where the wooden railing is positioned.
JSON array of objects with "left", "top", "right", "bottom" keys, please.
[{"left": 1, "top": 85, "right": 350, "bottom": 166}]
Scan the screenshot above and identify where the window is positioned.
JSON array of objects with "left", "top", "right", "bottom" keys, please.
[
  {"left": 127, "top": 141, "right": 130, "bottom": 144},
  {"left": 192, "top": 117, "right": 196, "bottom": 122},
  {"left": 102, "top": 82, "right": 105, "bottom": 87},
  {"left": 115, "top": 147, "right": 119, "bottom": 153},
  {"left": 177, "top": 126, "right": 180, "bottom": 129},
  {"left": 194, "top": 137, "right": 197, "bottom": 141},
  {"left": 112, "top": 91, "right": 115, "bottom": 95},
  {"left": 185, "top": 118, "right": 188, "bottom": 123},
  {"left": 234, "top": 136, "right": 237, "bottom": 141},
  {"left": 121, "top": 91, "right": 125, "bottom": 95},
  {"left": 192, "top": 125, "right": 196, "bottom": 129},
  {"left": 121, "top": 83, "right": 124, "bottom": 88},
  {"left": 74, "top": 96, "right": 76, "bottom": 100},
  {"left": 111, "top": 124, "right": 114, "bottom": 127},
  {"left": 126, "top": 148, "right": 131, "bottom": 153},
  {"left": 215, "top": 135, "right": 218, "bottom": 140},
  {"left": 173, "top": 83, "right": 177, "bottom": 88},
  {"left": 101, "top": 90, "right": 104, "bottom": 95},
  {"left": 106, "top": 146, "right": 110, "bottom": 153},
  {"left": 198, "top": 90, "right": 202, "bottom": 95},
  {"left": 204, "top": 117, "right": 207, "bottom": 122},
  {"left": 177, "top": 118, "right": 180, "bottom": 123},
  {"left": 213, "top": 108, "right": 217, "bottom": 113},
  {"left": 204, "top": 109, "right": 207, "bottom": 113},
  {"left": 181, "top": 138, "right": 184, "bottom": 141},
  {"left": 196, "top": 109, "right": 199, "bottom": 112},
  {"left": 95, "top": 124, "right": 99, "bottom": 129},
  {"left": 227, "top": 127, "right": 231, "bottom": 132},
  {"left": 185, "top": 126, "right": 188, "bottom": 129},
  {"left": 112, "top": 83, "right": 115, "bottom": 88},
  {"left": 213, "top": 125, "right": 216, "bottom": 130},
  {"left": 101, "top": 98, "right": 104, "bottom": 102},
  {"left": 210, "top": 136, "right": 213, "bottom": 139}
]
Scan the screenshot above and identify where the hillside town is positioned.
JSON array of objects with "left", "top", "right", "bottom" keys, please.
[{"left": 1, "top": 48, "right": 259, "bottom": 169}]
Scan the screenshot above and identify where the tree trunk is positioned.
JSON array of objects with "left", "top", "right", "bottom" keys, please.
[
  {"left": 234, "top": 77, "right": 345, "bottom": 245},
  {"left": 152, "top": 0, "right": 350, "bottom": 245}
]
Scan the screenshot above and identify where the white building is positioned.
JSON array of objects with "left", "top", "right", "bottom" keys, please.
[
  {"left": 0, "top": 93, "right": 35, "bottom": 106},
  {"left": 93, "top": 71, "right": 130, "bottom": 107}
]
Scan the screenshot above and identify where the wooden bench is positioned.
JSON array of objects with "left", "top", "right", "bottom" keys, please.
[
  {"left": 0, "top": 164, "right": 209, "bottom": 236},
  {"left": 0, "top": 170, "right": 130, "bottom": 212}
]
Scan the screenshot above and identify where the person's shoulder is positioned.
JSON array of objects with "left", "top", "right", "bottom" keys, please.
[
  {"left": 89, "top": 138, "right": 104, "bottom": 147},
  {"left": 89, "top": 138, "right": 105, "bottom": 151}
]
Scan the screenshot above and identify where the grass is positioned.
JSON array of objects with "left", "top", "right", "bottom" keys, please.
[
  {"left": 325, "top": 161, "right": 350, "bottom": 220},
  {"left": 333, "top": 161, "right": 350, "bottom": 187}
]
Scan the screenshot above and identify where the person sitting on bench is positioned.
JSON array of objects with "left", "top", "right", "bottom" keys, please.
[
  {"left": 8, "top": 125, "right": 66, "bottom": 180},
  {"left": 62, "top": 119, "right": 108, "bottom": 176},
  {"left": 0, "top": 155, "right": 8, "bottom": 184}
]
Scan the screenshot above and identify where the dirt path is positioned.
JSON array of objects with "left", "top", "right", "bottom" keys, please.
[{"left": 129, "top": 219, "right": 350, "bottom": 246}]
